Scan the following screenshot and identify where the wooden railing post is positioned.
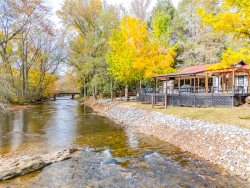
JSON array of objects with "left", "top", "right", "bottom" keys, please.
[
  {"left": 211, "top": 87, "right": 214, "bottom": 107},
  {"left": 151, "top": 94, "right": 154, "bottom": 108},
  {"left": 205, "top": 72, "right": 209, "bottom": 94},
  {"left": 164, "top": 94, "right": 167, "bottom": 109}
]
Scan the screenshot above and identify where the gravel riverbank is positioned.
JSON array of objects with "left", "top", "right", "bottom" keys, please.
[{"left": 89, "top": 99, "right": 250, "bottom": 181}]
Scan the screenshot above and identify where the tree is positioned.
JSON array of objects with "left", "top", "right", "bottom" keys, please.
[
  {"left": 0, "top": 0, "right": 47, "bottom": 46},
  {"left": 198, "top": 0, "right": 250, "bottom": 67},
  {"left": 130, "top": 0, "right": 151, "bottom": 21},
  {"left": 58, "top": 0, "right": 120, "bottom": 99},
  {"left": 198, "top": 0, "right": 250, "bottom": 39},
  {"left": 171, "top": 0, "right": 226, "bottom": 68},
  {"left": 0, "top": 0, "right": 64, "bottom": 104},
  {"left": 107, "top": 16, "right": 175, "bottom": 100}
]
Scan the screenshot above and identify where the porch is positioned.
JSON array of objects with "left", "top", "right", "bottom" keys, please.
[{"left": 138, "top": 61, "right": 250, "bottom": 107}]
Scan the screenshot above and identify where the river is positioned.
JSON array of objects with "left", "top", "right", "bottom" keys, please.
[{"left": 0, "top": 98, "right": 249, "bottom": 187}]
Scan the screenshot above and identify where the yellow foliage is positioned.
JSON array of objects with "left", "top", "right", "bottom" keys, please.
[
  {"left": 207, "top": 48, "right": 250, "bottom": 70},
  {"left": 198, "top": 0, "right": 250, "bottom": 69},
  {"left": 120, "top": 16, "right": 147, "bottom": 49},
  {"left": 29, "top": 70, "right": 57, "bottom": 97},
  {"left": 198, "top": 0, "right": 250, "bottom": 39},
  {"left": 107, "top": 16, "right": 176, "bottom": 84}
]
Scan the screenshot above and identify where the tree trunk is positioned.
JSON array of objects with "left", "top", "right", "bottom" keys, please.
[
  {"left": 125, "top": 84, "right": 128, "bottom": 102},
  {"left": 110, "top": 79, "right": 113, "bottom": 101},
  {"left": 83, "top": 77, "right": 87, "bottom": 98},
  {"left": 93, "top": 84, "right": 97, "bottom": 100}
]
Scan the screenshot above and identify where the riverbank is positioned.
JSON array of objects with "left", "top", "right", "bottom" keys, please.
[
  {"left": 87, "top": 99, "right": 250, "bottom": 182},
  {"left": 128, "top": 102, "right": 250, "bottom": 130}
]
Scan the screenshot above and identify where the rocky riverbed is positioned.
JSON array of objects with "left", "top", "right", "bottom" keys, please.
[
  {"left": 89, "top": 99, "right": 250, "bottom": 182},
  {"left": 0, "top": 149, "right": 77, "bottom": 181}
]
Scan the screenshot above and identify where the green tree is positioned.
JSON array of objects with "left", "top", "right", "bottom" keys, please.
[
  {"left": 58, "top": 0, "right": 120, "bottom": 99},
  {"left": 173, "top": 0, "right": 226, "bottom": 68}
]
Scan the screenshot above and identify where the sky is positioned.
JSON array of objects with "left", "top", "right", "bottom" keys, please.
[{"left": 46, "top": 0, "right": 181, "bottom": 26}]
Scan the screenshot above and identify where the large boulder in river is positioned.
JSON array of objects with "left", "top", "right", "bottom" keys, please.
[{"left": 0, "top": 149, "right": 77, "bottom": 181}]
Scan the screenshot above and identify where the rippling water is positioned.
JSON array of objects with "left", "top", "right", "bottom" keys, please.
[{"left": 0, "top": 98, "right": 249, "bottom": 187}]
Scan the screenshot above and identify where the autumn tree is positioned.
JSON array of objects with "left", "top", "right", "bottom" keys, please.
[
  {"left": 130, "top": 0, "right": 151, "bottom": 21},
  {"left": 0, "top": 0, "right": 64, "bottom": 104},
  {"left": 107, "top": 16, "right": 176, "bottom": 101},
  {"left": 170, "top": 0, "right": 226, "bottom": 68},
  {"left": 58, "top": 0, "right": 120, "bottom": 99},
  {"left": 198, "top": 0, "right": 250, "bottom": 68}
]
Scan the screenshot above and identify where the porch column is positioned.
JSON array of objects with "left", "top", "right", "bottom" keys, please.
[
  {"left": 222, "top": 73, "right": 225, "bottom": 93},
  {"left": 193, "top": 74, "right": 196, "bottom": 93},
  {"left": 154, "top": 77, "right": 157, "bottom": 93},
  {"left": 232, "top": 69, "right": 235, "bottom": 92},
  {"left": 178, "top": 77, "right": 181, "bottom": 90},
  {"left": 165, "top": 76, "right": 168, "bottom": 109},
  {"left": 197, "top": 77, "right": 200, "bottom": 93},
  {"left": 205, "top": 72, "right": 209, "bottom": 94},
  {"left": 165, "top": 76, "right": 168, "bottom": 94}
]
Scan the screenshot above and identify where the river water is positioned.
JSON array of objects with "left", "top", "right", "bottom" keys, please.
[{"left": 0, "top": 98, "right": 249, "bottom": 187}]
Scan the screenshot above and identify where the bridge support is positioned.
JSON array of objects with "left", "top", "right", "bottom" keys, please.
[
  {"left": 71, "top": 94, "right": 75, "bottom": 100},
  {"left": 54, "top": 95, "right": 56, "bottom": 100}
]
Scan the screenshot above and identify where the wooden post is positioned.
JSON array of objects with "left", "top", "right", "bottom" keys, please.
[
  {"left": 151, "top": 94, "right": 154, "bottom": 108},
  {"left": 154, "top": 78, "right": 157, "bottom": 93},
  {"left": 193, "top": 75, "right": 196, "bottom": 93},
  {"left": 205, "top": 72, "right": 209, "bottom": 94},
  {"left": 178, "top": 77, "right": 181, "bottom": 91},
  {"left": 222, "top": 73, "right": 225, "bottom": 93},
  {"left": 165, "top": 76, "right": 168, "bottom": 109},
  {"left": 205, "top": 72, "right": 209, "bottom": 93},
  {"left": 197, "top": 77, "right": 200, "bottom": 93},
  {"left": 232, "top": 69, "right": 235, "bottom": 93}
]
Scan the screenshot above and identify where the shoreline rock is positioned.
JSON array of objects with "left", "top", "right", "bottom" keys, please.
[
  {"left": 0, "top": 149, "right": 77, "bottom": 181},
  {"left": 89, "top": 99, "right": 250, "bottom": 182}
]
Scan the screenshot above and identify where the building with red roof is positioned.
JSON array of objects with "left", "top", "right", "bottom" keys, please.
[{"left": 139, "top": 61, "right": 250, "bottom": 107}]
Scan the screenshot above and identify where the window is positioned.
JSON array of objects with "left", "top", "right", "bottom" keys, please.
[{"left": 238, "top": 76, "right": 244, "bottom": 86}]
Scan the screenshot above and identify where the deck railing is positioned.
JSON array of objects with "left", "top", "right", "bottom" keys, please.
[
  {"left": 138, "top": 86, "right": 249, "bottom": 107},
  {"left": 161, "top": 86, "right": 250, "bottom": 95}
]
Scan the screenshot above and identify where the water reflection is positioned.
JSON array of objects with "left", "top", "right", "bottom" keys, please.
[{"left": 0, "top": 99, "right": 249, "bottom": 187}]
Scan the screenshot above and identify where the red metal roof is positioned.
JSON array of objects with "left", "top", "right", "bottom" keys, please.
[
  {"left": 154, "top": 62, "right": 249, "bottom": 78},
  {"left": 174, "top": 64, "right": 207, "bottom": 75},
  {"left": 155, "top": 65, "right": 208, "bottom": 78}
]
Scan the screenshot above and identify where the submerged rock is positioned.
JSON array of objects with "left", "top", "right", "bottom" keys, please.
[{"left": 0, "top": 149, "right": 77, "bottom": 181}]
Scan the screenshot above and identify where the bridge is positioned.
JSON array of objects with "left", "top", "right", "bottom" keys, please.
[{"left": 53, "top": 92, "right": 81, "bottom": 100}]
